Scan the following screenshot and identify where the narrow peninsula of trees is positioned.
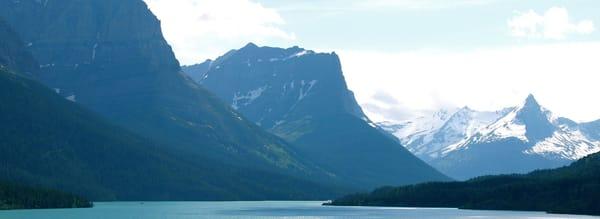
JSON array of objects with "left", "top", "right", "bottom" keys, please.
[
  {"left": 0, "top": 181, "right": 92, "bottom": 210},
  {"left": 326, "top": 152, "right": 600, "bottom": 216}
]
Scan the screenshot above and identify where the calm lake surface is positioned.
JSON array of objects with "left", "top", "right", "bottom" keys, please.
[{"left": 0, "top": 201, "right": 597, "bottom": 219}]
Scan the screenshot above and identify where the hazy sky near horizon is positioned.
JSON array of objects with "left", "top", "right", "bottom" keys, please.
[{"left": 144, "top": 0, "right": 600, "bottom": 122}]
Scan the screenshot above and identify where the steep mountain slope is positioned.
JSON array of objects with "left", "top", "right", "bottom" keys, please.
[
  {"left": 0, "top": 19, "right": 38, "bottom": 76},
  {"left": 0, "top": 66, "right": 343, "bottom": 201},
  {"left": 0, "top": 18, "right": 342, "bottom": 200},
  {"left": 0, "top": 0, "right": 345, "bottom": 199},
  {"left": 327, "top": 151, "right": 600, "bottom": 216},
  {"left": 183, "top": 44, "right": 449, "bottom": 189},
  {"left": 380, "top": 95, "right": 600, "bottom": 180},
  {"left": 182, "top": 59, "right": 212, "bottom": 82}
]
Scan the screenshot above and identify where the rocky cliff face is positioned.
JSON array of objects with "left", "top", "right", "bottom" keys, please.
[
  {"left": 184, "top": 44, "right": 449, "bottom": 189},
  {"left": 1, "top": 0, "right": 180, "bottom": 115},
  {"left": 192, "top": 43, "right": 367, "bottom": 129}
]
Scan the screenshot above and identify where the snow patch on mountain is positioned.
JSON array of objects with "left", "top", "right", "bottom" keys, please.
[
  {"left": 379, "top": 107, "right": 510, "bottom": 160},
  {"left": 382, "top": 109, "right": 454, "bottom": 140},
  {"left": 527, "top": 129, "right": 600, "bottom": 160},
  {"left": 91, "top": 43, "right": 98, "bottom": 61},
  {"left": 66, "top": 94, "right": 76, "bottom": 102},
  {"left": 476, "top": 109, "right": 529, "bottom": 143},
  {"left": 289, "top": 50, "right": 313, "bottom": 59},
  {"left": 232, "top": 86, "right": 267, "bottom": 110},
  {"left": 298, "top": 80, "right": 318, "bottom": 101},
  {"left": 378, "top": 109, "right": 455, "bottom": 156},
  {"left": 266, "top": 49, "right": 315, "bottom": 62},
  {"left": 431, "top": 108, "right": 511, "bottom": 157}
]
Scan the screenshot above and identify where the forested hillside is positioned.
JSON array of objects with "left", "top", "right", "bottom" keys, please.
[
  {"left": 0, "top": 181, "right": 91, "bottom": 210},
  {"left": 328, "top": 152, "right": 600, "bottom": 215}
]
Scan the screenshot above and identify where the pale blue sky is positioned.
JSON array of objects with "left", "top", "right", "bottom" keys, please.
[
  {"left": 163, "top": 0, "right": 600, "bottom": 55},
  {"left": 145, "top": 0, "right": 600, "bottom": 122}
]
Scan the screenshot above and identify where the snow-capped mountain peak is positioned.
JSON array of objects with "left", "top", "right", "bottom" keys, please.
[
  {"left": 379, "top": 108, "right": 457, "bottom": 141},
  {"left": 516, "top": 94, "right": 558, "bottom": 123},
  {"left": 456, "top": 94, "right": 554, "bottom": 144},
  {"left": 382, "top": 94, "right": 600, "bottom": 165},
  {"left": 379, "top": 107, "right": 508, "bottom": 160},
  {"left": 242, "top": 42, "right": 259, "bottom": 49},
  {"left": 523, "top": 93, "right": 540, "bottom": 108},
  {"left": 379, "top": 94, "right": 600, "bottom": 179}
]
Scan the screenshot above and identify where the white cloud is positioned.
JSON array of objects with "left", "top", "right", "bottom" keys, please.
[
  {"left": 508, "top": 7, "right": 595, "bottom": 40},
  {"left": 144, "top": 0, "right": 295, "bottom": 64},
  {"left": 338, "top": 42, "right": 600, "bottom": 122},
  {"left": 355, "top": 0, "right": 494, "bottom": 10},
  {"left": 275, "top": 0, "right": 494, "bottom": 13}
]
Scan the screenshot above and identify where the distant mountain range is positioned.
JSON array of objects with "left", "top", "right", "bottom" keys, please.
[
  {"left": 183, "top": 43, "right": 449, "bottom": 189},
  {"left": 379, "top": 94, "right": 600, "bottom": 179}
]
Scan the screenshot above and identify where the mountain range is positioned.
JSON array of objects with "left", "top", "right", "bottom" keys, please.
[
  {"left": 6, "top": 0, "right": 592, "bottom": 205},
  {"left": 183, "top": 44, "right": 449, "bottom": 189},
  {"left": 0, "top": 11, "right": 348, "bottom": 200},
  {"left": 379, "top": 94, "right": 600, "bottom": 179},
  {"left": 0, "top": 0, "right": 448, "bottom": 200},
  {"left": 0, "top": 0, "right": 354, "bottom": 200}
]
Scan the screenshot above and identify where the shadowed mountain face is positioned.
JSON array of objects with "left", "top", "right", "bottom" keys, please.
[
  {"left": 0, "top": 0, "right": 350, "bottom": 199},
  {"left": 518, "top": 95, "right": 556, "bottom": 142},
  {"left": 0, "top": 66, "right": 345, "bottom": 201},
  {"left": 0, "top": 15, "right": 346, "bottom": 201},
  {"left": 182, "top": 60, "right": 212, "bottom": 83},
  {"left": 0, "top": 19, "right": 38, "bottom": 76},
  {"left": 581, "top": 120, "right": 600, "bottom": 141},
  {"left": 183, "top": 44, "right": 449, "bottom": 189}
]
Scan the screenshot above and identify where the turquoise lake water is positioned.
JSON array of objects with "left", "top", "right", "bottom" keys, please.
[{"left": 0, "top": 201, "right": 596, "bottom": 219}]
